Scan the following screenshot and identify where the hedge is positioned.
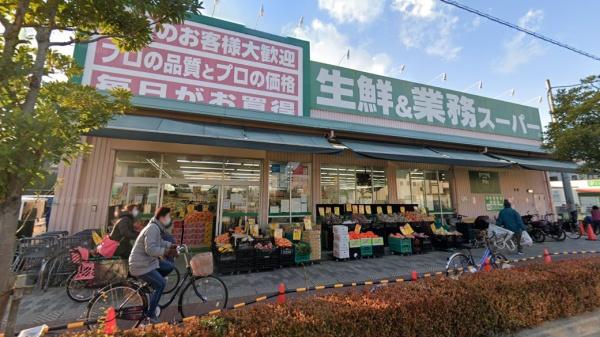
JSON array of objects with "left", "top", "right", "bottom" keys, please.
[{"left": 68, "top": 257, "right": 600, "bottom": 337}]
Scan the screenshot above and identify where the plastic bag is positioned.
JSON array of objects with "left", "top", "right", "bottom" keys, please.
[
  {"left": 96, "top": 235, "right": 119, "bottom": 258},
  {"left": 190, "top": 252, "right": 214, "bottom": 277},
  {"left": 487, "top": 224, "right": 514, "bottom": 240},
  {"left": 521, "top": 231, "right": 533, "bottom": 246}
]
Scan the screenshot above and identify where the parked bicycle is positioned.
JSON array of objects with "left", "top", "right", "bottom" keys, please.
[
  {"left": 558, "top": 214, "right": 582, "bottom": 239},
  {"left": 85, "top": 245, "right": 227, "bottom": 329},
  {"left": 446, "top": 236, "right": 509, "bottom": 279}
]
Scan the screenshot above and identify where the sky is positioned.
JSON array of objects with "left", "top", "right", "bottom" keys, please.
[{"left": 202, "top": 0, "right": 600, "bottom": 128}]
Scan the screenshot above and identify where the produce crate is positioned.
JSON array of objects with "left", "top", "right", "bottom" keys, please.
[
  {"left": 389, "top": 237, "right": 412, "bottom": 255},
  {"left": 412, "top": 238, "right": 423, "bottom": 254},
  {"left": 372, "top": 245, "right": 385, "bottom": 257},
  {"left": 215, "top": 252, "right": 236, "bottom": 274},
  {"left": 349, "top": 239, "right": 361, "bottom": 248},
  {"left": 294, "top": 242, "right": 311, "bottom": 264},
  {"left": 235, "top": 247, "right": 255, "bottom": 272},
  {"left": 255, "top": 248, "right": 279, "bottom": 270},
  {"left": 372, "top": 237, "right": 384, "bottom": 246},
  {"left": 279, "top": 247, "right": 294, "bottom": 267},
  {"left": 349, "top": 247, "right": 361, "bottom": 259},
  {"left": 360, "top": 245, "right": 373, "bottom": 257},
  {"left": 294, "top": 251, "right": 311, "bottom": 264},
  {"left": 361, "top": 238, "right": 372, "bottom": 246}
]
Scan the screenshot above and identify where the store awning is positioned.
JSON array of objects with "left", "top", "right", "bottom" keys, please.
[
  {"left": 339, "top": 139, "right": 512, "bottom": 167},
  {"left": 91, "top": 115, "right": 341, "bottom": 154},
  {"left": 489, "top": 154, "right": 579, "bottom": 172}
]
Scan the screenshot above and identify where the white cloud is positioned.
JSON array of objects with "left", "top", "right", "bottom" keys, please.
[
  {"left": 495, "top": 9, "right": 545, "bottom": 73},
  {"left": 318, "top": 0, "right": 385, "bottom": 24},
  {"left": 391, "top": 0, "right": 462, "bottom": 60},
  {"left": 289, "top": 19, "right": 392, "bottom": 75}
]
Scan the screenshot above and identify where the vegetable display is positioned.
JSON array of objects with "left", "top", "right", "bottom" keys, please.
[{"left": 275, "top": 237, "right": 293, "bottom": 248}]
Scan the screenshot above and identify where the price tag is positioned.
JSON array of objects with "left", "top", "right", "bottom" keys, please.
[
  {"left": 365, "top": 205, "right": 372, "bottom": 215},
  {"left": 274, "top": 228, "right": 283, "bottom": 239},
  {"left": 334, "top": 207, "right": 340, "bottom": 216},
  {"left": 318, "top": 207, "right": 325, "bottom": 216},
  {"left": 346, "top": 203, "right": 352, "bottom": 212},
  {"left": 248, "top": 218, "right": 256, "bottom": 226},
  {"left": 386, "top": 206, "right": 393, "bottom": 214},
  {"left": 376, "top": 206, "right": 383, "bottom": 214},
  {"left": 358, "top": 205, "right": 365, "bottom": 214},
  {"left": 303, "top": 217, "right": 312, "bottom": 230},
  {"left": 325, "top": 207, "right": 332, "bottom": 215},
  {"left": 250, "top": 224, "right": 259, "bottom": 237},
  {"left": 354, "top": 224, "right": 362, "bottom": 234},
  {"left": 352, "top": 205, "right": 359, "bottom": 213},
  {"left": 400, "top": 207, "right": 405, "bottom": 213},
  {"left": 293, "top": 228, "right": 302, "bottom": 241}
]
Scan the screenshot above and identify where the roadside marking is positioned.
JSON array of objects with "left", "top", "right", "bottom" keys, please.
[
  {"left": 396, "top": 278, "right": 404, "bottom": 282},
  {"left": 208, "top": 309, "right": 222, "bottom": 315},
  {"left": 67, "top": 321, "right": 85, "bottom": 329},
  {"left": 182, "top": 316, "right": 197, "bottom": 322},
  {"left": 315, "top": 285, "right": 325, "bottom": 290},
  {"left": 334, "top": 283, "right": 343, "bottom": 288},
  {"left": 364, "top": 281, "right": 373, "bottom": 285},
  {"left": 233, "top": 302, "right": 246, "bottom": 308},
  {"left": 380, "top": 279, "right": 389, "bottom": 284},
  {"left": 255, "top": 296, "right": 267, "bottom": 302}
]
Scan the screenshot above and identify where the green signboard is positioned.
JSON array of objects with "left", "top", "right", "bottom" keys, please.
[
  {"left": 469, "top": 171, "right": 501, "bottom": 194},
  {"left": 485, "top": 195, "right": 504, "bottom": 212},
  {"left": 589, "top": 180, "right": 600, "bottom": 187},
  {"left": 310, "top": 62, "right": 542, "bottom": 140}
]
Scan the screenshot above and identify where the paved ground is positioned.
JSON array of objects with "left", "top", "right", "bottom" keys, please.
[{"left": 14, "top": 238, "right": 600, "bottom": 331}]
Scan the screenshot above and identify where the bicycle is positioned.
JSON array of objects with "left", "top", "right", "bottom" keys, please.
[
  {"left": 446, "top": 236, "right": 509, "bottom": 280},
  {"left": 66, "top": 248, "right": 181, "bottom": 303},
  {"left": 488, "top": 231, "right": 517, "bottom": 253},
  {"left": 85, "top": 245, "right": 227, "bottom": 329},
  {"left": 558, "top": 214, "right": 581, "bottom": 239}
]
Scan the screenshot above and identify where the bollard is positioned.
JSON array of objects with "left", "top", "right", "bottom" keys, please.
[
  {"left": 411, "top": 271, "right": 418, "bottom": 281},
  {"left": 586, "top": 224, "right": 598, "bottom": 241},
  {"left": 103, "top": 307, "right": 117, "bottom": 335},
  {"left": 544, "top": 249, "right": 552, "bottom": 264},
  {"left": 483, "top": 257, "right": 492, "bottom": 272},
  {"left": 277, "top": 282, "right": 286, "bottom": 304}
]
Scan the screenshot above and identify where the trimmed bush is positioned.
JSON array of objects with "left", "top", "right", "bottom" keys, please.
[{"left": 67, "top": 257, "right": 600, "bottom": 337}]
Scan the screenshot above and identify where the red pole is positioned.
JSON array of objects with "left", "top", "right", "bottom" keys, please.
[{"left": 277, "top": 282, "right": 286, "bottom": 304}]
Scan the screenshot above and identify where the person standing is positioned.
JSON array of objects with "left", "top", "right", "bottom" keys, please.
[
  {"left": 109, "top": 204, "right": 140, "bottom": 259},
  {"left": 496, "top": 199, "right": 527, "bottom": 255},
  {"left": 129, "top": 207, "right": 179, "bottom": 323}
]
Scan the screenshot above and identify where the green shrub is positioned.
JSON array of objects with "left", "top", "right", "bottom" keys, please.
[{"left": 66, "top": 257, "right": 600, "bottom": 337}]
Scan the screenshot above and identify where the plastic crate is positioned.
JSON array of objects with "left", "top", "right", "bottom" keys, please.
[
  {"left": 372, "top": 245, "right": 385, "bottom": 257},
  {"left": 389, "top": 237, "right": 412, "bottom": 255},
  {"left": 255, "top": 248, "right": 278, "bottom": 270},
  {"left": 360, "top": 245, "right": 373, "bottom": 257},
  {"left": 294, "top": 251, "right": 311, "bottom": 264},
  {"left": 278, "top": 247, "right": 294, "bottom": 267},
  {"left": 215, "top": 252, "right": 236, "bottom": 274}
]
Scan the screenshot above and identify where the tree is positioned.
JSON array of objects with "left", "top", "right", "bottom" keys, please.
[
  {"left": 544, "top": 75, "right": 600, "bottom": 173},
  {"left": 0, "top": 0, "right": 203, "bottom": 324}
]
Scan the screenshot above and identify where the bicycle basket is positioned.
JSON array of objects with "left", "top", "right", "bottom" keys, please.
[
  {"left": 94, "top": 259, "right": 128, "bottom": 283},
  {"left": 190, "top": 252, "right": 213, "bottom": 277}
]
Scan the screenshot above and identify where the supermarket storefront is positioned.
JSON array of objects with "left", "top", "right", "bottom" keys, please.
[{"left": 49, "top": 15, "right": 577, "bottom": 249}]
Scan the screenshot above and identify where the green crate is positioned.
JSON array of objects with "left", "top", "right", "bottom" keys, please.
[
  {"left": 294, "top": 251, "right": 311, "bottom": 264},
  {"left": 360, "top": 245, "right": 373, "bottom": 257},
  {"left": 389, "top": 237, "right": 412, "bottom": 255},
  {"left": 360, "top": 238, "right": 372, "bottom": 246}
]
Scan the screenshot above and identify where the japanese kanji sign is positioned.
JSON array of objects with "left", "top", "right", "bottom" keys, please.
[
  {"left": 311, "top": 62, "right": 543, "bottom": 140},
  {"left": 78, "top": 16, "right": 308, "bottom": 116}
]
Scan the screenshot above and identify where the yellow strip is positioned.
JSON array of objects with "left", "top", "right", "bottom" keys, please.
[
  {"left": 334, "top": 283, "right": 344, "bottom": 288},
  {"left": 380, "top": 279, "right": 389, "bottom": 284},
  {"left": 536, "top": 255, "right": 543, "bottom": 258},
  {"left": 424, "top": 273, "right": 431, "bottom": 278},
  {"left": 529, "top": 257, "right": 535, "bottom": 260},
  {"left": 208, "top": 309, "right": 222, "bottom": 315},
  {"left": 563, "top": 251, "right": 569, "bottom": 255},
  {"left": 234, "top": 302, "right": 246, "bottom": 308},
  {"left": 581, "top": 250, "right": 587, "bottom": 254},
  {"left": 153, "top": 322, "right": 169, "bottom": 328},
  {"left": 396, "top": 278, "right": 404, "bottom": 282},
  {"left": 182, "top": 316, "right": 197, "bottom": 322},
  {"left": 553, "top": 252, "right": 560, "bottom": 255},
  {"left": 67, "top": 321, "right": 85, "bottom": 329},
  {"left": 435, "top": 272, "right": 443, "bottom": 276},
  {"left": 315, "top": 285, "right": 325, "bottom": 290},
  {"left": 351, "top": 282, "right": 357, "bottom": 286},
  {"left": 256, "top": 296, "right": 267, "bottom": 302},
  {"left": 591, "top": 250, "right": 597, "bottom": 253},
  {"left": 364, "top": 281, "right": 373, "bottom": 285},
  {"left": 572, "top": 251, "right": 578, "bottom": 254},
  {"left": 296, "top": 287, "right": 306, "bottom": 292}
]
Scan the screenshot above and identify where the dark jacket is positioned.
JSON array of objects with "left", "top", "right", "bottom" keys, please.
[
  {"left": 110, "top": 212, "right": 138, "bottom": 258},
  {"left": 496, "top": 206, "right": 526, "bottom": 234}
]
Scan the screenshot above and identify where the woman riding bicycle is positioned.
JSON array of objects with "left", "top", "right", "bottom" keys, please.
[{"left": 129, "top": 207, "right": 179, "bottom": 323}]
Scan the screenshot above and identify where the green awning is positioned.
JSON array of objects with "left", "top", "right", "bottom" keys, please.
[
  {"left": 430, "top": 148, "right": 513, "bottom": 168},
  {"left": 91, "top": 115, "right": 341, "bottom": 154},
  {"left": 489, "top": 154, "right": 579, "bottom": 172}
]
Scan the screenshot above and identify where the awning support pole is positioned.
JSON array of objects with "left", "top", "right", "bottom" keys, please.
[{"left": 561, "top": 172, "right": 576, "bottom": 215}]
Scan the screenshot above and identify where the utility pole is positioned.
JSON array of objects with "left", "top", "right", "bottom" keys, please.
[{"left": 546, "top": 79, "right": 576, "bottom": 216}]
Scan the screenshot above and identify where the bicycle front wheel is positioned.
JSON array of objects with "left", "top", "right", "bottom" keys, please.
[
  {"left": 446, "top": 253, "right": 473, "bottom": 280},
  {"left": 178, "top": 275, "right": 228, "bottom": 318},
  {"left": 86, "top": 282, "right": 147, "bottom": 331}
]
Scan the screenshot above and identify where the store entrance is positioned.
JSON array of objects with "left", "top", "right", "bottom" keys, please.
[{"left": 160, "top": 182, "right": 259, "bottom": 247}]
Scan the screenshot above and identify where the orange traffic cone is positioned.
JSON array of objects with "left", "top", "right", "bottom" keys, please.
[
  {"left": 277, "top": 282, "right": 286, "bottom": 304},
  {"left": 411, "top": 271, "right": 418, "bottom": 281},
  {"left": 586, "top": 224, "right": 597, "bottom": 241},
  {"left": 483, "top": 257, "right": 492, "bottom": 272},
  {"left": 104, "top": 306, "right": 116, "bottom": 335},
  {"left": 579, "top": 222, "right": 586, "bottom": 236},
  {"left": 543, "top": 249, "right": 552, "bottom": 264}
]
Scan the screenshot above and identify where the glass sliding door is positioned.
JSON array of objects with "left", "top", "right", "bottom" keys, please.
[{"left": 218, "top": 185, "right": 260, "bottom": 234}]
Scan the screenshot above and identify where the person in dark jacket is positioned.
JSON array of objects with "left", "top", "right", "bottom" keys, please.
[
  {"left": 496, "top": 199, "right": 527, "bottom": 254},
  {"left": 110, "top": 204, "right": 140, "bottom": 259}
]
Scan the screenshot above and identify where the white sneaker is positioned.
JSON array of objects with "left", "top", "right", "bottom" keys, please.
[
  {"left": 155, "top": 306, "right": 161, "bottom": 318},
  {"left": 517, "top": 252, "right": 524, "bottom": 255}
]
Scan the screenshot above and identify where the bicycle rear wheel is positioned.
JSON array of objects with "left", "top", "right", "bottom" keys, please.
[
  {"left": 66, "top": 271, "right": 96, "bottom": 303},
  {"left": 178, "top": 275, "right": 228, "bottom": 318},
  {"left": 491, "top": 253, "right": 509, "bottom": 269},
  {"left": 86, "top": 281, "right": 146, "bottom": 330},
  {"left": 446, "top": 253, "right": 473, "bottom": 280}
]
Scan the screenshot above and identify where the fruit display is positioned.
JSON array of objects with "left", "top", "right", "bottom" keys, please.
[
  {"left": 275, "top": 237, "right": 293, "bottom": 248},
  {"left": 377, "top": 213, "right": 407, "bottom": 223},
  {"left": 184, "top": 211, "right": 213, "bottom": 224},
  {"left": 254, "top": 241, "right": 274, "bottom": 251},
  {"left": 348, "top": 231, "right": 379, "bottom": 240},
  {"left": 217, "top": 244, "right": 233, "bottom": 253},
  {"left": 215, "top": 233, "right": 230, "bottom": 245},
  {"left": 351, "top": 214, "right": 370, "bottom": 225},
  {"left": 403, "top": 212, "right": 435, "bottom": 222},
  {"left": 323, "top": 214, "right": 343, "bottom": 225},
  {"left": 430, "top": 224, "right": 462, "bottom": 236}
]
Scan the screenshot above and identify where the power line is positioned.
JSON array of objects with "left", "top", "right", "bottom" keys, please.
[{"left": 438, "top": 0, "right": 600, "bottom": 62}]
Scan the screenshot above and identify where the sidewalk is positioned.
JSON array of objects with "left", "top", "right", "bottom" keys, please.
[{"left": 14, "top": 238, "right": 600, "bottom": 330}]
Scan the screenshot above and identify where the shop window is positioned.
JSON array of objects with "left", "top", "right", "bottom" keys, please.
[
  {"left": 160, "top": 154, "right": 261, "bottom": 182},
  {"left": 320, "top": 165, "right": 387, "bottom": 204},
  {"left": 113, "top": 151, "right": 162, "bottom": 178},
  {"left": 269, "top": 162, "right": 311, "bottom": 224},
  {"left": 109, "top": 182, "right": 159, "bottom": 223},
  {"left": 396, "top": 169, "right": 454, "bottom": 221}
]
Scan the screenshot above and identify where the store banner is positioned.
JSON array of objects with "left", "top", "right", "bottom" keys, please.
[
  {"left": 469, "top": 170, "right": 501, "bottom": 194},
  {"left": 76, "top": 15, "right": 309, "bottom": 116},
  {"left": 589, "top": 180, "right": 600, "bottom": 187},
  {"left": 311, "top": 62, "right": 542, "bottom": 140}
]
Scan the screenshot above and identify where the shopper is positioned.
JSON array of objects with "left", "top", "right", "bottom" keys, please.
[
  {"left": 109, "top": 204, "right": 140, "bottom": 259},
  {"left": 496, "top": 199, "right": 527, "bottom": 255},
  {"left": 129, "top": 207, "right": 178, "bottom": 323},
  {"left": 591, "top": 206, "right": 600, "bottom": 233}
]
